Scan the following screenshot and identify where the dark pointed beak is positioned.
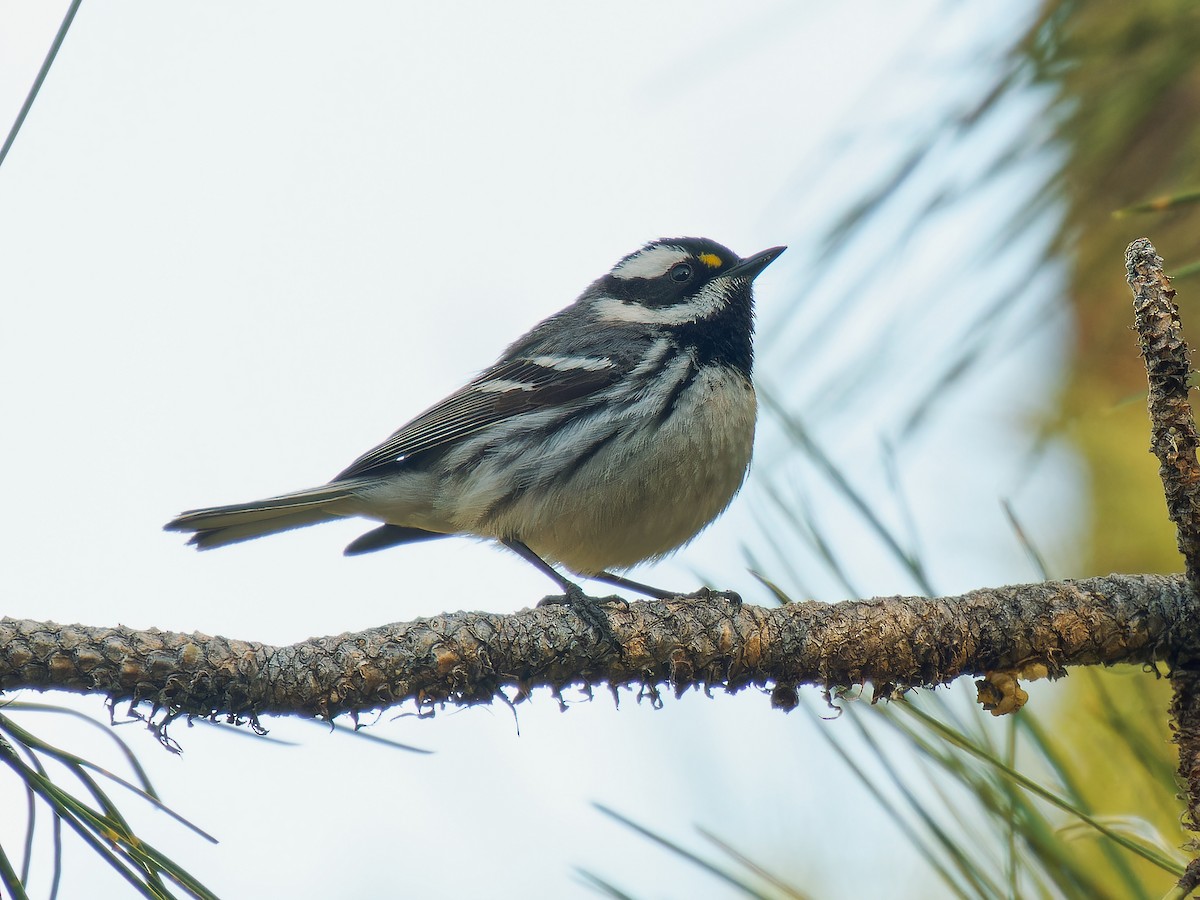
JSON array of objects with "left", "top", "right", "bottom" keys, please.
[{"left": 725, "top": 245, "right": 786, "bottom": 281}]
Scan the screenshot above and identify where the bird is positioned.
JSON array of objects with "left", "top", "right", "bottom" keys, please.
[{"left": 166, "top": 237, "right": 785, "bottom": 609}]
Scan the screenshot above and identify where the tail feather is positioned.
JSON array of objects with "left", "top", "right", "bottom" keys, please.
[
  {"left": 165, "top": 481, "right": 363, "bottom": 550},
  {"left": 343, "top": 524, "right": 446, "bottom": 556}
]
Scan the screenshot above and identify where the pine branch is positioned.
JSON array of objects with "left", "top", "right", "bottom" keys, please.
[
  {"left": 1129, "top": 238, "right": 1200, "bottom": 587},
  {"left": 1, "top": 239, "right": 1199, "bottom": 898},
  {"left": 2, "top": 573, "right": 1194, "bottom": 724},
  {"left": 1127, "top": 238, "right": 1200, "bottom": 894}
]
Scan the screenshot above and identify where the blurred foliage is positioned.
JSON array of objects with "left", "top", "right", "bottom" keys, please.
[
  {"left": 7, "top": 2, "right": 1200, "bottom": 898},
  {"left": 775, "top": 1, "right": 1200, "bottom": 894},
  {"left": 583, "top": 805, "right": 811, "bottom": 900},
  {"left": 841, "top": 690, "right": 1186, "bottom": 899},
  {"left": 1032, "top": 0, "right": 1200, "bottom": 575},
  {"left": 1022, "top": 1, "right": 1200, "bottom": 891},
  {"left": 0, "top": 705, "right": 218, "bottom": 900},
  {"left": 666, "top": 2, "right": 1200, "bottom": 896},
  {"left": 596, "top": 682, "right": 1187, "bottom": 899}
]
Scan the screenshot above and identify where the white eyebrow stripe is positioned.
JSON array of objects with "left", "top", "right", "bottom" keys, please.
[
  {"left": 611, "top": 245, "right": 690, "bottom": 280},
  {"left": 476, "top": 378, "right": 537, "bottom": 393},
  {"left": 525, "top": 355, "right": 614, "bottom": 372}
]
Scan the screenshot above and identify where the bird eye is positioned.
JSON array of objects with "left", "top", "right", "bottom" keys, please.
[{"left": 670, "top": 263, "right": 693, "bottom": 283}]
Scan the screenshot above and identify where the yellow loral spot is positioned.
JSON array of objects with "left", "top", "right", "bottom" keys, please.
[{"left": 698, "top": 252, "right": 723, "bottom": 269}]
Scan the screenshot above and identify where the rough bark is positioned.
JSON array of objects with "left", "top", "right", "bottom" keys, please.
[
  {"left": 2, "top": 573, "right": 1195, "bottom": 725},
  {"left": 1128, "top": 238, "right": 1200, "bottom": 892},
  {"left": 1129, "top": 238, "right": 1200, "bottom": 586}
]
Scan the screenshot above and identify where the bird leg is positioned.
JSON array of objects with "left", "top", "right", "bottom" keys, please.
[
  {"left": 678, "top": 585, "right": 743, "bottom": 607},
  {"left": 591, "top": 572, "right": 742, "bottom": 607},
  {"left": 502, "top": 540, "right": 627, "bottom": 645},
  {"left": 588, "top": 570, "right": 675, "bottom": 600}
]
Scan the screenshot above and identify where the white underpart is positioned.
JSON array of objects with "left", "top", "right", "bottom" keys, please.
[
  {"left": 629, "top": 337, "right": 672, "bottom": 375},
  {"left": 592, "top": 278, "right": 736, "bottom": 326},
  {"left": 352, "top": 358, "right": 757, "bottom": 575},
  {"left": 526, "top": 355, "right": 614, "bottom": 371},
  {"left": 477, "top": 365, "right": 755, "bottom": 573},
  {"left": 610, "top": 245, "right": 690, "bottom": 279},
  {"left": 636, "top": 352, "right": 693, "bottom": 410}
]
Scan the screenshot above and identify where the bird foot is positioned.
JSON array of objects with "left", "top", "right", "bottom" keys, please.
[
  {"left": 678, "top": 586, "right": 743, "bottom": 607},
  {"left": 537, "top": 585, "right": 628, "bottom": 610},
  {"left": 537, "top": 585, "right": 626, "bottom": 652}
]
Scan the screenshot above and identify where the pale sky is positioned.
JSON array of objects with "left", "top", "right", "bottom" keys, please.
[{"left": 0, "top": 2, "right": 1072, "bottom": 897}]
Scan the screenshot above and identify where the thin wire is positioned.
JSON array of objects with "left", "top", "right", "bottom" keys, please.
[{"left": 0, "top": 0, "right": 85, "bottom": 170}]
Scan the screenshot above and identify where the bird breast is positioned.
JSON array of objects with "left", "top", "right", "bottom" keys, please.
[{"left": 484, "top": 365, "right": 757, "bottom": 574}]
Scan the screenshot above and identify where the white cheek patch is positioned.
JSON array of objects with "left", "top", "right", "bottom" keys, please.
[
  {"left": 592, "top": 280, "right": 733, "bottom": 326},
  {"left": 611, "top": 245, "right": 690, "bottom": 280}
]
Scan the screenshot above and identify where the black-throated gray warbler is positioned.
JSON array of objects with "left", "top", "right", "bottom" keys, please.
[{"left": 166, "top": 237, "right": 784, "bottom": 604}]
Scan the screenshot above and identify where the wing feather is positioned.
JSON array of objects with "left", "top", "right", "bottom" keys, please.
[{"left": 333, "top": 356, "right": 621, "bottom": 480}]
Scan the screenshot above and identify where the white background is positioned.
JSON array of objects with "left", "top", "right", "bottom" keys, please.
[{"left": 0, "top": 2, "right": 1077, "bottom": 897}]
